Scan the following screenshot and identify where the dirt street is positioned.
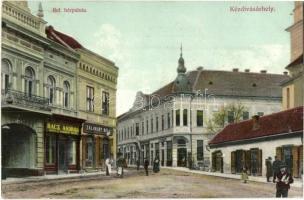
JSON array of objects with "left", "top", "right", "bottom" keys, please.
[{"left": 2, "top": 168, "right": 303, "bottom": 198}]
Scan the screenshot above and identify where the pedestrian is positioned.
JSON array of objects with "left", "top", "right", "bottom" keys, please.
[
  {"left": 144, "top": 158, "right": 149, "bottom": 176},
  {"left": 188, "top": 156, "right": 193, "bottom": 170},
  {"left": 241, "top": 166, "right": 249, "bottom": 183},
  {"left": 273, "top": 156, "right": 282, "bottom": 178},
  {"left": 116, "top": 153, "right": 124, "bottom": 178},
  {"left": 153, "top": 155, "right": 160, "bottom": 173},
  {"left": 273, "top": 164, "right": 294, "bottom": 198},
  {"left": 136, "top": 159, "right": 140, "bottom": 170},
  {"left": 105, "top": 156, "right": 112, "bottom": 176},
  {"left": 266, "top": 157, "right": 273, "bottom": 182}
]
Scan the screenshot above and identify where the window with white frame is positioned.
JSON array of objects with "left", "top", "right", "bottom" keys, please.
[
  {"left": 86, "top": 86, "right": 94, "bottom": 112},
  {"left": 24, "top": 66, "right": 35, "bottom": 97},
  {"left": 63, "top": 81, "right": 70, "bottom": 108},
  {"left": 47, "top": 76, "right": 56, "bottom": 105}
]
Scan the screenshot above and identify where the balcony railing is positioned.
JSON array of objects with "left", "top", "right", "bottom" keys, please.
[{"left": 1, "top": 89, "right": 51, "bottom": 112}]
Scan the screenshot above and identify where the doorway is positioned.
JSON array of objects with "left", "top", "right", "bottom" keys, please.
[
  {"left": 177, "top": 148, "right": 187, "bottom": 167},
  {"left": 58, "top": 140, "right": 67, "bottom": 173}
]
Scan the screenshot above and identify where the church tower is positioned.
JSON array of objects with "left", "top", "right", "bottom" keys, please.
[{"left": 173, "top": 45, "right": 191, "bottom": 93}]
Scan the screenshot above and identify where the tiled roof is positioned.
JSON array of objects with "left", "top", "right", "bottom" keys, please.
[
  {"left": 209, "top": 106, "right": 303, "bottom": 145},
  {"left": 45, "top": 26, "right": 83, "bottom": 49},
  {"left": 151, "top": 69, "right": 289, "bottom": 98}
]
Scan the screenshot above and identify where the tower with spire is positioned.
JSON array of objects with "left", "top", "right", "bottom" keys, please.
[{"left": 173, "top": 44, "right": 191, "bottom": 93}]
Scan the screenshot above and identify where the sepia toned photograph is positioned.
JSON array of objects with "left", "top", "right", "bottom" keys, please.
[{"left": 1, "top": 0, "right": 303, "bottom": 198}]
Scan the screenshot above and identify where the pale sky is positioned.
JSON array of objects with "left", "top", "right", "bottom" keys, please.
[{"left": 28, "top": 1, "right": 293, "bottom": 116}]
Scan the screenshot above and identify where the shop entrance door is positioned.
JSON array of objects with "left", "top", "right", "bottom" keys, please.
[
  {"left": 58, "top": 140, "right": 67, "bottom": 173},
  {"left": 177, "top": 148, "right": 187, "bottom": 167}
]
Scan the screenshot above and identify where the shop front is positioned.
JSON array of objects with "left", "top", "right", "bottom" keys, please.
[
  {"left": 81, "top": 122, "right": 113, "bottom": 170},
  {"left": 44, "top": 120, "right": 81, "bottom": 174}
]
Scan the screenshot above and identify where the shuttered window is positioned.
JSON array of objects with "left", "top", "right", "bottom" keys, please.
[{"left": 257, "top": 149, "right": 262, "bottom": 176}]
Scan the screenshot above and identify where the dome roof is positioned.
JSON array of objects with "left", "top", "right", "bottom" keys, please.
[{"left": 173, "top": 47, "right": 191, "bottom": 93}]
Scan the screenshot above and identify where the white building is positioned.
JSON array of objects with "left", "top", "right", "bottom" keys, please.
[
  {"left": 117, "top": 51, "right": 289, "bottom": 168},
  {"left": 209, "top": 106, "right": 303, "bottom": 178}
]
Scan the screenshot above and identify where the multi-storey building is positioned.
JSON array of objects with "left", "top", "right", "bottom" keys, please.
[
  {"left": 1, "top": 1, "right": 51, "bottom": 176},
  {"left": 44, "top": 27, "right": 118, "bottom": 172},
  {"left": 1, "top": 1, "right": 118, "bottom": 177},
  {"left": 117, "top": 51, "right": 289, "bottom": 168},
  {"left": 282, "top": 2, "right": 303, "bottom": 110}
]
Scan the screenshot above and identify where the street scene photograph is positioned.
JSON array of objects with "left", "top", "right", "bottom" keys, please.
[{"left": 1, "top": 0, "right": 304, "bottom": 199}]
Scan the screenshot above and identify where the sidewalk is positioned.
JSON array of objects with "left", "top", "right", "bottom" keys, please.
[
  {"left": 1, "top": 170, "right": 119, "bottom": 185},
  {"left": 162, "top": 167, "right": 303, "bottom": 188}
]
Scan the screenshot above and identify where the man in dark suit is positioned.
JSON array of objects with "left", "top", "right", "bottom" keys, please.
[{"left": 273, "top": 164, "right": 294, "bottom": 197}]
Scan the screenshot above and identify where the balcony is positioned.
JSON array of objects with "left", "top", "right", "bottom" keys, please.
[{"left": 1, "top": 89, "right": 51, "bottom": 112}]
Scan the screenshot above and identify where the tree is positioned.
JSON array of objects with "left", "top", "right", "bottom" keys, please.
[{"left": 206, "top": 102, "right": 247, "bottom": 134}]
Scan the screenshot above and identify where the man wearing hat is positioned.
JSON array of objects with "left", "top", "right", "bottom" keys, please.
[{"left": 273, "top": 163, "right": 294, "bottom": 197}]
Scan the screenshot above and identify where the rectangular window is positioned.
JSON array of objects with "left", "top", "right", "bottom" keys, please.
[
  {"left": 228, "top": 111, "right": 234, "bottom": 123},
  {"left": 176, "top": 110, "right": 180, "bottom": 126},
  {"left": 167, "top": 141, "right": 172, "bottom": 166},
  {"left": 151, "top": 117, "right": 153, "bottom": 133},
  {"left": 68, "top": 140, "right": 76, "bottom": 165},
  {"left": 45, "top": 135, "right": 56, "bottom": 164},
  {"left": 49, "top": 88, "right": 53, "bottom": 104},
  {"left": 183, "top": 109, "right": 188, "bottom": 126},
  {"left": 156, "top": 116, "right": 159, "bottom": 132},
  {"left": 4, "top": 74, "right": 9, "bottom": 91},
  {"left": 141, "top": 121, "right": 144, "bottom": 135},
  {"left": 136, "top": 123, "right": 139, "bottom": 136},
  {"left": 257, "top": 112, "right": 264, "bottom": 116},
  {"left": 167, "top": 113, "right": 171, "bottom": 129},
  {"left": 161, "top": 115, "right": 164, "bottom": 130},
  {"left": 197, "top": 110, "right": 203, "bottom": 127},
  {"left": 197, "top": 140, "right": 204, "bottom": 161},
  {"left": 86, "top": 86, "right": 94, "bottom": 112},
  {"left": 146, "top": 120, "right": 149, "bottom": 134},
  {"left": 64, "top": 91, "right": 69, "bottom": 108},
  {"left": 243, "top": 111, "right": 249, "bottom": 120},
  {"left": 102, "top": 91, "right": 109, "bottom": 115},
  {"left": 28, "top": 81, "right": 32, "bottom": 97}
]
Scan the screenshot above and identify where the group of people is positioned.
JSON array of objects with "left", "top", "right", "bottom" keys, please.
[
  {"left": 241, "top": 156, "right": 294, "bottom": 197},
  {"left": 144, "top": 156, "right": 160, "bottom": 176},
  {"left": 105, "top": 153, "right": 161, "bottom": 178}
]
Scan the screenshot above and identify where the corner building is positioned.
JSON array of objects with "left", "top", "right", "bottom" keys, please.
[{"left": 117, "top": 51, "right": 289, "bottom": 169}]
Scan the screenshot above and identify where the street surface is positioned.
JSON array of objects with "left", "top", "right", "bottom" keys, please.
[{"left": 2, "top": 168, "right": 303, "bottom": 198}]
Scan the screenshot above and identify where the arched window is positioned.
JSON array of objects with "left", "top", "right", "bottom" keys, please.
[
  {"left": 63, "top": 81, "right": 70, "bottom": 108},
  {"left": 24, "top": 66, "right": 35, "bottom": 97},
  {"left": 1, "top": 59, "right": 11, "bottom": 91},
  {"left": 47, "top": 76, "right": 56, "bottom": 104}
]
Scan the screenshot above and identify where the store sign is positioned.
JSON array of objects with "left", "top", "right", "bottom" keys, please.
[
  {"left": 83, "top": 123, "right": 112, "bottom": 135},
  {"left": 46, "top": 122, "right": 79, "bottom": 135}
]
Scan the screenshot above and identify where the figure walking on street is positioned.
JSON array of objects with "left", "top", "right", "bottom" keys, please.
[
  {"left": 241, "top": 166, "right": 248, "bottom": 183},
  {"left": 116, "top": 153, "right": 124, "bottom": 178},
  {"left": 266, "top": 157, "right": 273, "bottom": 182},
  {"left": 153, "top": 155, "right": 160, "bottom": 173},
  {"left": 136, "top": 159, "right": 140, "bottom": 171},
  {"left": 105, "top": 156, "right": 112, "bottom": 176},
  {"left": 273, "top": 156, "right": 283, "bottom": 178},
  {"left": 273, "top": 164, "right": 294, "bottom": 198},
  {"left": 144, "top": 158, "right": 149, "bottom": 176}
]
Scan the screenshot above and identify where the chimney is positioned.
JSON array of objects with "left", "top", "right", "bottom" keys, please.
[
  {"left": 283, "top": 71, "right": 288, "bottom": 75},
  {"left": 232, "top": 68, "right": 239, "bottom": 72},
  {"left": 252, "top": 115, "right": 260, "bottom": 130},
  {"left": 197, "top": 66, "right": 203, "bottom": 71},
  {"left": 245, "top": 69, "right": 250, "bottom": 73},
  {"left": 260, "top": 70, "right": 267, "bottom": 74}
]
